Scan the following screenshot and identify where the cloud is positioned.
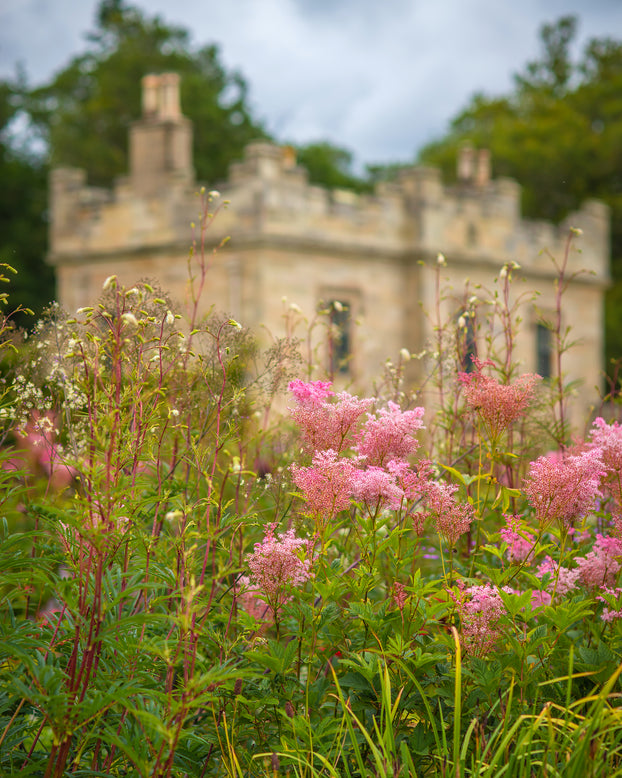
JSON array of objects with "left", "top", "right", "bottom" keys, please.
[{"left": 1, "top": 0, "right": 621, "bottom": 168}]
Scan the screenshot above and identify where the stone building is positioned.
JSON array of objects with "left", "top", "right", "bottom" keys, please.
[{"left": 48, "top": 73, "right": 610, "bottom": 420}]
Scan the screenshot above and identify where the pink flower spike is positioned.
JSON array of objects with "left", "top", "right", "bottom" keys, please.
[
  {"left": 288, "top": 379, "right": 334, "bottom": 403},
  {"left": 424, "top": 480, "right": 474, "bottom": 546},
  {"left": 246, "top": 524, "right": 313, "bottom": 616},
  {"left": 458, "top": 363, "right": 540, "bottom": 440},
  {"left": 523, "top": 448, "right": 605, "bottom": 528},
  {"left": 291, "top": 450, "right": 355, "bottom": 525},
  {"left": 535, "top": 556, "right": 579, "bottom": 596},
  {"left": 392, "top": 582, "right": 408, "bottom": 612},
  {"left": 500, "top": 515, "right": 535, "bottom": 564},
  {"left": 454, "top": 583, "right": 506, "bottom": 656},
  {"left": 351, "top": 466, "right": 404, "bottom": 512},
  {"left": 589, "top": 418, "right": 622, "bottom": 520},
  {"left": 355, "top": 402, "right": 425, "bottom": 467},
  {"left": 289, "top": 385, "right": 372, "bottom": 454},
  {"left": 576, "top": 534, "right": 622, "bottom": 590}
]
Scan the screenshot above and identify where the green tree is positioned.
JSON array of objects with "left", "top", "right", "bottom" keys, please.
[
  {"left": 25, "top": 0, "right": 268, "bottom": 186},
  {"left": 0, "top": 80, "right": 53, "bottom": 324},
  {"left": 294, "top": 141, "right": 368, "bottom": 192},
  {"left": 418, "top": 16, "right": 622, "bottom": 375}
]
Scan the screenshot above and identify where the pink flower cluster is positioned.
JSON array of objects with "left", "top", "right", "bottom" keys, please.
[
  {"left": 454, "top": 583, "right": 507, "bottom": 656},
  {"left": 597, "top": 586, "right": 622, "bottom": 623},
  {"left": 291, "top": 451, "right": 356, "bottom": 524},
  {"left": 289, "top": 381, "right": 474, "bottom": 544},
  {"left": 575, "top": 533, "right": 622, "bottom": 590},
  {"left": 500, "top": 515, "right": 535, "bottom": 563},
  {"left": 590, "top": 417, "right": 622, "bottom": 473},
  {"left": 354, "top": 402, "right": 425, "bottom": 466},
  {"left": 6, "top": 411, "right": 77, "bottom": 490},
  {"left": 536, "top": 556, "right": 579, "bottom": 596},
  {"left": 392, "top": 581, "right": 408, "bottom": 612},
  {"left": 245, "top": 523, "right": 313, "bottom": 616},
  {"left": 423, "top": 479, "right": 475, "bottom": 547},
  {"left": 458, "top": 359, "right": 540, "bottom": 439},
  {"left": 351, "top": 466, "right": 405, "bottom": 511},
  {"left": 523, "top": 448, "right": 605, "bottom": 528},
  {"left": 288, "top": 380, "right": 372, "bottom": 454},
  {"left": 235, "top": 578, "right": 270, "bottom": 622},
  {"left": 589, "top": 417, "right": 622, "bottom": 527}
]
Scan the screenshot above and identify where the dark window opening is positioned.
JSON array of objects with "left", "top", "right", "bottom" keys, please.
[
  {"left": 536, "top": 323, "right": 552, "bottom": 379},
  {"left": 467, "top": 223, "right": 478, "bottom": 246},
  {"left": 328, "top": 301, "right": 351, "bottom": 376},
  {"left": 459, "top": 316, "right": 478, "bottom": 372}
]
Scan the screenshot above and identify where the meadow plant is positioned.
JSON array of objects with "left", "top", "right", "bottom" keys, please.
[{"left": 2, "top": 226, "right": 622, "bottom": 778}]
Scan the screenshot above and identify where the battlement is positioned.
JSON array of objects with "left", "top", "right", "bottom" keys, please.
[{"left": 49, "top": 81, "right": 609, "bottom": 284}]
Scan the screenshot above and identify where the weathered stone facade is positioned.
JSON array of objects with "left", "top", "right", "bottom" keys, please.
[{"left": 48, "top": 73, "right": 610, "bottom": 421}]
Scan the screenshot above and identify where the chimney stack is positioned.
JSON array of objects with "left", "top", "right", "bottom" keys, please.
[
  {"left": 129, "top": 73, "right": 194, "bottom": 195},
  {"left": 476, "top": 149, "right": 491, "bottom": 187},
  {"left": 457, "top": 143, "right": 475, "bottom": 183}
]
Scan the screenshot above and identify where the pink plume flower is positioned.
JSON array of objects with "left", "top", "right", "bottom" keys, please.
[
  {"left": 536, "top": 556, "right": 580, "bottom": 596},
  {"left": 14, "top": 411, "right": 77, "bottom": 490},
  {"left": 500, "top": 515, "right": 536, "bottom": 564},
  {"left": 424, "top": 480, "right": 474, "bottom": 546},
  {"left": 590, "top": 418, "right": 622, "bottom": 473},
  {"left": 458, "top": 359, "right": 540, "bottom": 439},
  {"left": 386, "top": 459, "right": 434, "bottom": 533},
  {"left": 590, "top": 418, "right": 622, "bottom": 526},
  {"left": 288, "top": 379, "right": 334, "bottom": 403},
  {"left": 387, "top": 459, "right": 433, "bottom": 499},
  {"left": 523, "top": 448, "right": 605, "bottom": 528},
  {"left": 289, "top": 381, "right": 372, "bottom": 454},
  {"left": 597, "top": 586, "right": 622, "bottom": 622},
  {"left": 235, "top": 576, "right": 271, "bottom": 622},
  {"left": 246, "top": 524, "right": 313, "bottom": 616},
  {"left": 355, "top": 402, "right": 425, "bottom": 467},
  {"left": 351, "top": 465, "right": 404, "bottom": 512},
  {"left": 291, "top": 450, "right": 355, "bottom": 524},
  {"left": 454, "top": 583, "right": 507, "bottom": 656},
  {"left": 576, "top": 534, "right": 622, "bottom": 590},
  {"left": 530, "top": 590, "right": 552, "bottom": 609},
  {"left": 392, "top": 582, "right": 408, "bottom": 612}
]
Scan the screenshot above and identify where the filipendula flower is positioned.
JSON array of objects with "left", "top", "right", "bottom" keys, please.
[
  {"left": 576, "top": 534, "right": 622, "bottom": 590},
  {"left": 523, "top": 448, "right": 605, "bottom": 528},
  {"left": 246, "top": 524, "right": 313, "bottom": 617},
  {"left": 291, "top": 450, "right": 355, "bottom": 527},
  {"left": 453, "top": 583, "right": 507, "bottom": 657},
  {"left": 590, "top": 417, "right": 622, "bottom": 528},
  {"left": 288, "top": 380, "right": 372, "bottom": 453},
  {"left": 458, "top": 358, "right": 540, "bottom": 441},
  {"left": 500, "top": 514, "right": 536, "bottom": 563},
  {"left": 354, "top": 401, "right": 425, "bottom": 466}
]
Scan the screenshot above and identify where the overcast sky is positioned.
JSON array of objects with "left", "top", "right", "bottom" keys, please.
[{"left": 1, "top": 0, "right": 620, "bottom": 169}]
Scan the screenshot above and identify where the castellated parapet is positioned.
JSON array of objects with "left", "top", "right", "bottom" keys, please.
[{"left": 48, "top": 73, "right": 610, "bottom": 423}]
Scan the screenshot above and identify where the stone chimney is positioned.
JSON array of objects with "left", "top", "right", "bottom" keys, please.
[
  {"left": 457, "top": 143, "right": 475, "bottom": 183},
  {"left": 129, "top": 73, "right": 194, "bottom": 195},
  {"left": 475, "top": 149, "right": 491, "bottom": 187}
]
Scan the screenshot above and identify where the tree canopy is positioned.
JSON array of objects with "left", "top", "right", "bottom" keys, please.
[
  {"left": 417, "top": 16, "right": 622, "bottom": 373},
  {"left": 24, "top": 0, "right": 268, "bottom": 186},
  {"left": 0, "top": 81, "right": 53, "bottom": 323},
  {"left": 293, "top": 141, "right": 370, "bottom": 193}
]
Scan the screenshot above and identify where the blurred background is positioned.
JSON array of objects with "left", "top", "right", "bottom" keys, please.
[{"left": 1, "top": 0, "right": 621, "bottom": 377}]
